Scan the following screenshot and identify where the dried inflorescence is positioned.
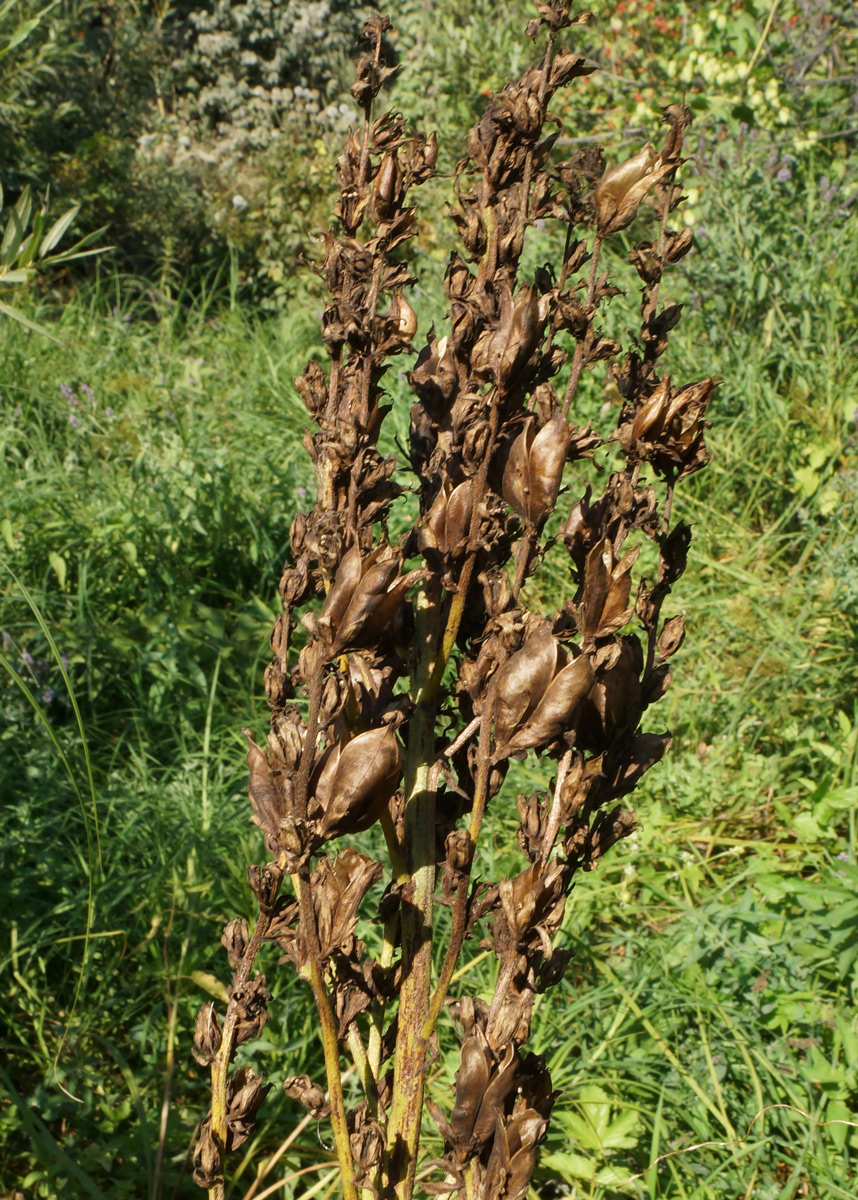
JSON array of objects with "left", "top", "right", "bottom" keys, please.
[{"left": 194, "top": 6, "right": 715, "bottom": 1199}]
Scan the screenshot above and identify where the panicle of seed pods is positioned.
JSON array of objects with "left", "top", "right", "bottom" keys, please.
[{"left": 194, "top": 5, "right": 715, "bottom": 1198}]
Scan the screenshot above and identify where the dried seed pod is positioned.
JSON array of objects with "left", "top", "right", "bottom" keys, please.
[
  {"left": 232, "top": 974, "right": 271, "bottom": 1048},
  {"left": 498, "top": 860, "right": 567, "bottom": 946},
  {"left": 450, "top": 1036, "right": 491, "bottom": 1152},
  {"left": 245, "top": 731, "right": 306, "bottom": 863},
  {"left": 192, "top": 1120, "right": 221, "bottom": 1188},
  {"left": 308, "top": 725, "right": 401, "bottom": 839},
  {"left": 193, "top": 1002, "right": 222, "bottom": 1066},
  {"left": 594, "top": 145, "right": 673, "bottom": 235},
  {"left": 665, "top": 226, "right": 694, "bottom": 263},
  {"left": 450, "top": 1038, "right": 517, "bottom": 1157},
  {"left": 475, "top": 284, "right": 549, "bottom": 389},
  {"left": 246, "top": 860, "right": 283, "bottom": 912},
  {"left": 371, "top": 151, "right": 404, "bottom": 223},
  {"left": 577, "top": 636, "right": 644, "bottom": 751},
  {"left": 312, "top": 847, "right": 383, "bottom": 956},
  {"left": 618, "top": 376, "right": 715, "bottom": 478},
  {"left": 318, "top": 545, "right": 423, "bottom": 655},
  {"left": 484, "top": 1108, "right": 549, "bottom": 1200},
  {"left": 503, "top": 413, "right": 571, "bottom": 527},
  {"left": 605, "top": 732, "right": 672, "bottom": 799},
  {"left": 224, "top": 1067, "right": 271, "bottom": 1151},
  {"left": 221, "top": 918, "right": 249, "bottom": 969},
  {"left": 420, "top": 479, "right": 475, "bottom": 560},
  {"left": 284, "top": 1074, "right": 331, "bottom": 1120},
  {"left": 657, "top": 612, "right": 686, "bottom": 659},
  {"left": 490, "top": 631, "right": 594, "bottom": 756},
  {"left": 578, "top": 538, "right": 640, "bottom": 639}
]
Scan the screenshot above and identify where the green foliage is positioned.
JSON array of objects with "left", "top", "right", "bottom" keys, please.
[
  {"left": 0, "top": 182, "right": 108, "bottom": 338},
  {"left": 1, "top": 2, "right": 857, "bottom": 1197}
]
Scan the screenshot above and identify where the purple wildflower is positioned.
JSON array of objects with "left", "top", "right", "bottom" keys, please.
[
  {"left": 105, "top": 406, "right": 114, "bottom": 417},
  {"left": 60, "top": 382, "right": 76, "bottom": 402},
  {"left": 21, "top": 650, "right": 35, "bottom": 668},
  {"left": 41, "top": 688, "right": 55, "bottom": 705},
  {"left": 69, "top": 413, "right": 82, "bottom": 428},
  {"left": 79, "top": 383, "right": 95, "bottom": 403}
]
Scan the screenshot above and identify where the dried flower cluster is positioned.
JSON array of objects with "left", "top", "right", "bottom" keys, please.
[{"left": 193, "top": 6, "right": 714, "bottom": 1199}]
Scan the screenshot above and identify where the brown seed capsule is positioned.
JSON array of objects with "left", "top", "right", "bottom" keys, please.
[
  {"left": 312, "top": 847, "right": 383, "bottom": 956},
  {"left": 193, "top": 1002, "right": 222, "bottom": 1065},
  {"left": 371, "top": 151, "right": 404, "bottom": 222},
  {"left": 485, "top": 1108, "right": 548, "bottom": 1200},
  {"left": 318, "top": 545, "right": 423, "bottom": 655},
  {"left": 490, "top": 631, "right": 594, "bottom": 756},
  {"left": 221, "top": 917, "right": 249, "bottom": 969},
  {"left": 503, "top": 413, "right": 571, "bottom": 527},
  {"left": 284, "top": 1074, "right": 331, "bottom": 1121},
  {"left": 420, "top": 479, "right": 475, "bottom": 559},
  {"left": 657, "top": 612, "right": 686, "bottom": 659},
  {"left": 578, "top": 538, "right": 640, "bottom": 639},
  {"left": 390, "top": 292, "right": 418, "bottom": 340},
  {"left": 594, "top": 145, "right": 673, "bottom": 235},
  {"left": 192, "top": 1120, "right": 222, "bottom": 1188},
  {"left": 308, "top": 725, "right": 402, "bottom": 839}
]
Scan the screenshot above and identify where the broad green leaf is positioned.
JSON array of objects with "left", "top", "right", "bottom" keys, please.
[
  {"left": 595, "top": 1164, "right": 636, "bottom": 1187},
  {"left": 0, "top": 16, "right": 43, "bottom": 57},
  {"left": 48, "top": 551, "right": 66, "bottom": 589},
  {"left": 0, "top": 299, "right": 62, "bottom": 343},
  {"left": 1, "top": 517, "right": 13, "bottom": 550},
  {"left": 825, "top": 1098, "right": 855, "bottom": 1153},
  {"left": 190, "top": 970, "right": 229, "bottom": 1004},
  {"left": 540, "top": 1150, "right": 597, "bottom": 1182},
  {"left": 0, "top": 268, "right": 34, "bottom": 284},
  {"left": 792, "top": 811, "right": 823, "bottom": 842},
  {"left": 40, "top": 203, "right": 81, "bottom": 256},
  {"left": 0, "top": 197, "right": 26, "bottom": 266}
]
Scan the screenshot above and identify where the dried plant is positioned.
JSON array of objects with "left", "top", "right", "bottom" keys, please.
[{"left": 193, "top": 6, "right": 714, "bottom": 1199}]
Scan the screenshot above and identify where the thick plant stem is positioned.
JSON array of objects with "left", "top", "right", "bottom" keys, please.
[{"left": 383, "top": 588, "right": 439, "bottom": 1198}]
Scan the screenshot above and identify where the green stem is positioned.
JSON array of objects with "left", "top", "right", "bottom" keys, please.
[
  {"left": 421, "top": 714, "right": 492, "bottom": 1039},
  {"left": 297, "top": 875, "right": 360, "bottom": 1200},
  {"left": 368, "top": 807, "right": 405, "bottom": 1088},
  {"left": 346, "top": 1021, "right": 377, "bottom": 1112}
]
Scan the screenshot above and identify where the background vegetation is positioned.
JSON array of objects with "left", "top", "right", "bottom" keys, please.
[{"left": 1, "top": 1, "right": 856, "bottom": 1197}]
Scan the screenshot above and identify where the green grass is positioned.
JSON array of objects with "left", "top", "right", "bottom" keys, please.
[{"left": 2, "top": 144, "right": 858, "bottom": 1200}]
